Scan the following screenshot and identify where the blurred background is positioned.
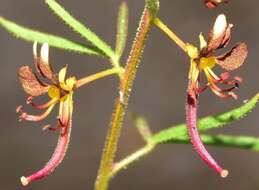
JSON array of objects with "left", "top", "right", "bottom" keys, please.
[{"left": 0, "top": 0, "right": 259, "bottom": 189}]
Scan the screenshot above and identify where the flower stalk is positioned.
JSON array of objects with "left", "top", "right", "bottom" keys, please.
[
  {"left": 76, "top": 67, "right": 123, "bottom": 88},
  {"left": 153, "top": 18, "right": 187, "bottom": 52},
  {"left": 94, "top": 1, "right": 159, "bottom": 190}
]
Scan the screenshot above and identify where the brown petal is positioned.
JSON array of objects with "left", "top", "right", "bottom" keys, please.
[
  {"left": 216, "top": 42, "right": 248, "bottom": 71},
  {"left": 217, "top": 24, "right": 232, "bottom": 49},
  {"left": 18, "top": 66, "right": 48, "bottom": 97},
  {"left": 33, "top": 42, "right": 55, "bottom": 80},
  {"left": 207, "top": 15, "right": 232, "bottom": 53},
  {"left": 37, "top": 58, "right": 55, "bottom": 80}
]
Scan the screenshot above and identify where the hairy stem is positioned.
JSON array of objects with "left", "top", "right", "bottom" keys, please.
[{"left": 94, "top": 1, "right": 159, "bottom": 190}]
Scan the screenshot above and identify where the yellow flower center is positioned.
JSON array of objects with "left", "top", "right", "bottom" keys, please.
[
  {"left": 47, "top": 66, "right": 77, "bottom": 101},
  {"left": 48, "top": 85, "right": 60, "bottom": 99},
  {"left": 199, "top": 57, "right": 217, "bottom": 70}
]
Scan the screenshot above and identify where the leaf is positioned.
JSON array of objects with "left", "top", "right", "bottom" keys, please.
[
  {"left": 171, "top": 134, "right": 259, "bottom": 152},
  {"left": 115, "top": 2, "right": 129, "bottom": 59},
  {"left": 151, "top": 94, "right": 259, "bottom": 144},
  {"left": 45, "top": 0, "right": 115, "bottom": 60},
  {"left": 0, "top": 16, "right": 104, "bottom": 56}
]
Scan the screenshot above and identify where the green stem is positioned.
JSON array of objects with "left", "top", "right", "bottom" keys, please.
[
  {"left": 94, "top": 1, "right": 159, "bottom": 190},
  {"left": 108, "top": 134, "right": 259, "bottom": 176},
  {"left": 110, "top": 143, "right": 156, "bottom": 177}
]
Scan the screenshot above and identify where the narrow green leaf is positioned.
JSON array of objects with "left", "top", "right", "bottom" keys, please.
[
  {"left": 0, "top": 16, "right": 104, "bottom": 56},
  {"left": 169, "top": 134, "right": 259, "bottom": 152},
  {"left": 115, "top": 2, "right": 128, "bottom": 59},
  {"left": 45, "top": 0, "right": 115, "bottom": 60},
  {"left": 151, "top": 94, "right": 259, "bottom": 144}
]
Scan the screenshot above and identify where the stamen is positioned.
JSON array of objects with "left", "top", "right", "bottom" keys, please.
[
  {"left": 206, "top": 67, "right": 220, "bottom": 81},
  {"left": 16, "top": 105, "right": 23, "bottom": 113},
  {"left": 204, "top": 68, "right": 239, "bottom": 99},
  {"left": 26, "top": 96, "right": 33, "bottom": 104},
  {"left": 42, "top": 124, "right": 59, "bottom": 132},
  {"left": 234, "top": 76, "right": 243, "bottom": 83},
  {"left": 219, "top": 74, "right": 242, "bottom": 86},
  {"left": 18, "top": 104, "right": 56, "bottom": 122},
  {"left": 42, "top": 124, "right": 51, "bottom": 131},
  {"left": 30, "top": 98, "right": 58, "bottom": 110},
  {"left": 197, "top": 84, "right": 209, "bottom": 94},
  {"left": 206, "top": 1, "right": 217, "bottom": 8},
  {"left": 209, "top": 84, "right": 238, "bottom": 99}
]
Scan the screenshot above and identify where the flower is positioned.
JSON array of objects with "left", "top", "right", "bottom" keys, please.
[
  {"left": 17, "top": 42, "right": 76, "bottom": 186},
  {"left": 186, "top": 14, "right": 248, "bottom": 100},
  {"left": 185, "top": 14, "right": 248, "bottom": 177}
]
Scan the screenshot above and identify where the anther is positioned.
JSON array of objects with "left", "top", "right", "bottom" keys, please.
[
  {"left": 26, "top": 96, "right": 33, "bottom": 104},
  {"left": 16, "top": 105, "right": 23, "bottom": 113}
]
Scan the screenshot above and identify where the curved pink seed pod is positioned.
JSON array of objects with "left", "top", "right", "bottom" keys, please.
[
  {"left": 186, "top": 93, "right": 228, "bottom": 178},
  {"left": 20, "top": 100, "right": 72, "bottom": 186}
]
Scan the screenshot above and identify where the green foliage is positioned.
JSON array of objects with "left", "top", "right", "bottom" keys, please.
[
  {"left": 115, "top": 2, "right": 129, "bottom": 60},
  {"left": 151, "top": 94, "right": 259, "bottom": 144},
  {"left": 0, "top": 16, "right": 103, "bottom": 56},
  {"left": 172, "top": 134, "right": 259, "bottom": 151},
  {"left": 45, "top": 0, "right": 116, "bottom": 60}
]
